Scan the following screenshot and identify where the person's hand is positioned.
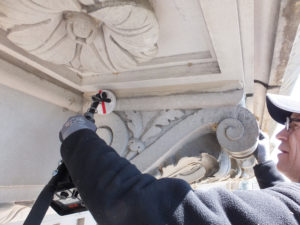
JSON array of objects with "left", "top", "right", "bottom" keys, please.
[
  {"left": 60, "top": 115, "right": 97, "bottom": 142},
  {"left": 253, "top": 131, "right": 271, "bottom": 164}
]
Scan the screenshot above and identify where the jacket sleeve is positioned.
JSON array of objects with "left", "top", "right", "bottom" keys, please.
[
  {"left": 253, "top": 160, "right": 285, "bottom": 189},
  {"left": 61, "top": 129, "right": 300, "bottom": 225}
]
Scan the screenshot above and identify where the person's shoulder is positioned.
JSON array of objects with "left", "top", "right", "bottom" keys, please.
[
  {"left": 265, "top": 182, "right": 300, "bottom": 200},
  {"left": 271, "top": 182, "right": 300, "bottom": 190}
]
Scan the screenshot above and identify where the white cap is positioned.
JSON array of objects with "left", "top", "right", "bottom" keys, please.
[{"left": 266, "top": 94, "right": 300, "bottom": 124}]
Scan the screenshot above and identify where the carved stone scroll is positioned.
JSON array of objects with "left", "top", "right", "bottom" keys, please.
[
  {"left": 91, "top": 106, "right": 259, "bottom": 185},
  {"left": 216, "top": 107, "right": 259, "bottom": 158},
  {"left": 0, "top": 0, "right": 159, "bottom": 74},
  {"left": 94, "top": 112, "right": 129, "bottom": 157}
]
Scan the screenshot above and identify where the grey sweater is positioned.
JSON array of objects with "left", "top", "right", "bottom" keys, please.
[{"left": 61, "top": 129, "right": 300, "bottom": 225}]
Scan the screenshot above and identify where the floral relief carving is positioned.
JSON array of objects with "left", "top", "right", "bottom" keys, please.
[
  {"left": 159, "top": 153, "right": 220, "bottom": 184},
  {"left": 121, "top": 109, "right": 188, "bottom": 159},
  {"left": 0, "top": 0, "right": 159, "bottom": 74},
  {"left": 94, "top": 107, "right": 258, "bottom": 185},
  {"left": 141, "top": 109, "right": 185, "bottom": 143}
]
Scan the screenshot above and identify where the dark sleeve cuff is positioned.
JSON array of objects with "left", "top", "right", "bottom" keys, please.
[{"left": 254, "top": 160, "right": 285, "bottom": 189}]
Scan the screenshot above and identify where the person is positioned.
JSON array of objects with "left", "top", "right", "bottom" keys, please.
[
  {"left": 253, "top": 94, "right": 300, "bottom": 187},
  {"left": 59, "top": 93, "right": 300, "bottom": 225}
]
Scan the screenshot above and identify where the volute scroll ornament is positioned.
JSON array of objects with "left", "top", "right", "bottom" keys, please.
[
  {"left": 216, "top": 107, "right": 259, "bottom": 159},
  {"left": 91, "top": 107, "right": 259, "bottom": 185},
  {"left": 94, "top": 112, "right": 129, "bottom": 157},
  {"left": 0, "top": 0, "right": 159, "bottom": 74}
]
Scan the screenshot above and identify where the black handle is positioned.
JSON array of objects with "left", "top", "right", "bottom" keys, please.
[{"left": 84, "top": 92, "right": 111, "bottom": 122}]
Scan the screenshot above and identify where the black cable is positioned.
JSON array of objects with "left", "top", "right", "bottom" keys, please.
[
  {"left": 254, "top": 80, "right": 281, "bottom": 90},
  {"left": 24, "top": 164, "right": 68, "bottom": 225}
]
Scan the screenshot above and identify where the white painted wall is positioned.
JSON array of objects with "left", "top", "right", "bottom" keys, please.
[{"left": 0, "top": 84, "right": 75, "bottom": 201}]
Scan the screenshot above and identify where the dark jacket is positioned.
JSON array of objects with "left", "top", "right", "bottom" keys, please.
[
  {"left": 61, "top": 129, "right": 300, "bottom": 225},
  {"left": 253, "top": 160, "right": 285, "bottom": 189}
]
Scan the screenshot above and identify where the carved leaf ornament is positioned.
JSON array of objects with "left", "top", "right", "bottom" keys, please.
[
  {"left": 124, "top": 110, "right": 185, "bottom": 159},
  {"left": 0, "top": 0, "right": 159, "bottom": 73},
  {"left": 160, "top": 153, "right": 219, "bottom": 184},
  {"left": 93, "top": 107, "right": 258, "bottom": 184},
  {"left": 141, "top": 109, "right": 185, "bottom": 142}
]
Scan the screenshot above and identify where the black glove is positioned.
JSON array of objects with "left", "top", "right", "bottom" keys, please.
[
  {"left": 253, "top": 131, "right": 271, "bottom": 164},
  {"left": 59, "top": 115, "right": 97, "bottom": 142}
]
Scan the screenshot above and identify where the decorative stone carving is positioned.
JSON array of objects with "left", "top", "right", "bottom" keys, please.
[
  {"left": 94, "top": 112, "right": 129, "bottom": 157},
  {"left": 92, "top": 106, "right": 259, "bottom": 185},
  {"left": 0, "top": 0, "right": 159, "bottom": 74},
  {"left": 200, "top": 153, "right": 256, "bottom": 185},
  {"left": 94, "top": 109, "right": 192, "bottom": 159},
  {"left": 0, "top": 203, "right": 31, "bottom": 224},
  {"left": 122, "top": 109, "right": 189, "bottom": 159},
  {"left": 159, "top": 153, "right": 219, "bottom": 184},
  {"left": 202, "top": 150, "right": 232, "bottom": 183},
  {"left": 216, "top": 108, "right": 259, "bottom": 158}
]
